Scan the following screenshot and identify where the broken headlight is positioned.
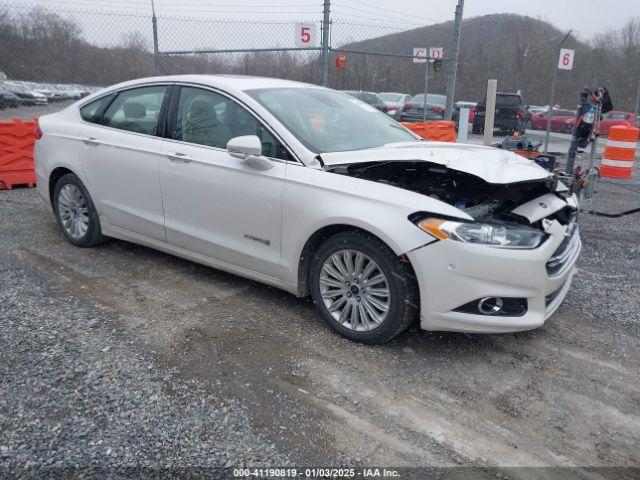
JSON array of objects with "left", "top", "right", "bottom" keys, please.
[{"left": 417, "top": 218, "right": 546, "bottom": 249}]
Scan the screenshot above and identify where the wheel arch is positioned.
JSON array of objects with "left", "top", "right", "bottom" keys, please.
[
  {"left": 296, "top": 223, "right": 417, "bottom": 298},
  {"left": 49, "top": 166, "right": 76, "bottom": 209}
]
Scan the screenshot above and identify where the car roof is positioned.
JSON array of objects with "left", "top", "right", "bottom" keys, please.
[{"left": 107, "top": 74, "right": 317, "bottom": 96}]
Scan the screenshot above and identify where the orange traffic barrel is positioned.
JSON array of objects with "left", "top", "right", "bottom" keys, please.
[{"left": 599, "top": 124, "right": 638, "bottom": 179}]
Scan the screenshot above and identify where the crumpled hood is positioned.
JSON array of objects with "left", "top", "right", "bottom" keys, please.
[{"left": 320, "top": 141, "right": 552, "bottom": 184}]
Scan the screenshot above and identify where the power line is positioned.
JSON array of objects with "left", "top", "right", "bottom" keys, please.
[
  {"left": 8, "top": 0, "right": 321, "bottom": 12},
  {"left": 331, "top": 8, "right": 430, "bottom": 27},
  {"left": 335, "top": 0, "right": 445, "bottom": 24}
]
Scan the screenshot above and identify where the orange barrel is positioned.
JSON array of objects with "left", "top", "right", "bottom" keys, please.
[{"left": 599, "top": 124, "right": 638, "bottom": 179}]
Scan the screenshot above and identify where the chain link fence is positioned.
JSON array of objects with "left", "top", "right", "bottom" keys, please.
[{"left": 1, "top": 1, "right": 638, "bottom": 151}]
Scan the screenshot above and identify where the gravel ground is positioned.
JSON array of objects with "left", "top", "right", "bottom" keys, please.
[
  {"left": 0, "top": 195, "right": 292, "bottom": 477},
  {"left": 1, "top": 102, "right": 639, "bottom": 478}
]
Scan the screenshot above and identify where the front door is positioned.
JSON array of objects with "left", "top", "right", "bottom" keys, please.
[{"left": 159, "top": 85, "right": 291, "bottom": 278}]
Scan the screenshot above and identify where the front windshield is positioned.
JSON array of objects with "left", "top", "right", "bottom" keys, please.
[{"left": 247, "top": 87, "right": 418, "bottom": 153}]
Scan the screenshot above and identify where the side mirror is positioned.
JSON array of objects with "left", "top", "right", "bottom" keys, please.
[{"left": 226, "top": 135, "right": 273, "bottom": 171}]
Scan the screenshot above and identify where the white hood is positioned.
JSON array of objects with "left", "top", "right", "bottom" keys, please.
[{"left": 320, "top": 141, "right": 552, "bottom": 184}]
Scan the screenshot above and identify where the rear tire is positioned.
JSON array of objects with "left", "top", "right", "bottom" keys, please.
[
  {"left": 53, "top": 173, "right": 106, "bottom": 247},
  {"left": 310, "top": 231, "right": 418, "bottom": 344}
]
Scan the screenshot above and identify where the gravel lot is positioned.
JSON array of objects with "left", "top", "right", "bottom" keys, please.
[
  {"left": 1, "top": 103, "right": 639, "bottom": 478},
  {"left": 0, "top": 100, "right": 76, "bottom": 122}
]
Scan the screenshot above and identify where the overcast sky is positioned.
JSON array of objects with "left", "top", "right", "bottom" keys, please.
[{"left": 13, "top": 0, "right": 640, "bottom": 49}]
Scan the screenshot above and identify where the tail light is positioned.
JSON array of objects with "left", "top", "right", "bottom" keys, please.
[
  {"left": 386, "top": 106, "right": 398, "bottom": 111},
  {"left": 34, "top": 119, "right": 43, "bottom": 140},
  {"left": 432, "top": 106, "right": 444, "bottom": 114},
  {"left": 403, "top": 103, "right": 412, "bottom": 111},
  {"left": 516, "top": 108, "right": 525, "bottom": 118}
]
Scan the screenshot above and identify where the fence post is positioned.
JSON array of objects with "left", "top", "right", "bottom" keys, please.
[
  {"left": 483, "top": 79, "right": 497, "bottom": 146},
  {"left": 458, "top": 107, "right": 469, "bottom": 143},
  {"left": 544, "top": 30, "right": 572, "bottom": 152},
  {"left": 634, "top": 75, "right": 640, "bottom": 120},
  {"left": 444, "top": 0, "right": 464, "bottom": 120},
  {"left": 151, "top": 0, "right": 160, "bottom": 75},
  {"left": 320, "top": 0, "right": 331, "bottom": 86},
  {"left": 422, "top": 59, "right": 429, "bottom": 122}
]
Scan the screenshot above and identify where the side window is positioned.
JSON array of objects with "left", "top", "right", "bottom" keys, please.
[
  {"left": 173, "top": 86, "right": 292, "bottom": 160},
  {"left": 174, "top": 87, "right": 231, "bottom": 149},
  {"left": 102, "top": 86, "right": 166, "bottom": 135},
  {"left": 79, "top": 94, "right": 113, "bottom": 124}
]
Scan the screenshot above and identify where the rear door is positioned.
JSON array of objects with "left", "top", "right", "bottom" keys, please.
[{"left": 78, "top": 84, "right": 170, "bottom": 241}]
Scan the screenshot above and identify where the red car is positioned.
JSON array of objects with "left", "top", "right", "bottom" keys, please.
[
  {"left": 530, "top": 109, "right": 576, "bottom": 133},
  {"left": 598, "top": 111, "right": 638, "bottom": 135}
]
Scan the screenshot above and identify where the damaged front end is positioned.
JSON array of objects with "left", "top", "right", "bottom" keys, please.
[{"left": 325, "top": 159, "right": 578, "bottom": 248}]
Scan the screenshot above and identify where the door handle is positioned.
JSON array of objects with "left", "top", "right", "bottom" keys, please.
[
  {"left": 83, "top": 137, "right": 100, "bottom": 146},
  {"left": 167, "top": 152, "right": 192, "bottom": 163}
]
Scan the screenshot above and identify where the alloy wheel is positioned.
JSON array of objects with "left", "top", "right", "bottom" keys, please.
[
  {"left": 58, "top": 184, "right": 90, "bottom": 240},
  {"left": 319, "top": 249, "right": 391, "bottom": 332}
]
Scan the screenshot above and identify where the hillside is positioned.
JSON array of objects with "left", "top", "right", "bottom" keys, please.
[{"left": 332, "top": 13, "right": 630, "bottom": 109}]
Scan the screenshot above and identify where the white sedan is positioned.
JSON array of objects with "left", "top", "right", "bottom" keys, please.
[{"left": 34, "top": 75, "right": 580, "bottom": 344}]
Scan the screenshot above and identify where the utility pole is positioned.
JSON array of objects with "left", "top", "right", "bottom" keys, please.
[
  {"left": 151, "top": 0, "right": 160, "bottom": 76},
  {"left": 320, "top": 0, "right": 331, "bottom": 86},
  {"left": 444, "top": 0, "right": 464, "bottom": 120},
  {"left": 634, "top": 75, "right": 640, "bottom": 120},
  {"left": 543, "top": 29, "right": 572, "bottom": 153},
  {"left": 422, "top": 59, "right": 429, "bottom": 121}
]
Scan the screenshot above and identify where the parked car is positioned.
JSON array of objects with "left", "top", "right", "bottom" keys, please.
[
  {"left": 473, "top": 92, "right": 530, "bottom": 135},
  {"left": 378, "top": 92, "right": 412, "bottom": 120},
  {"left": 530, "top": 108, "right": 576, "bottom": 133},
  {"left": 28, "top": 82, "right": 60, "bottom": 102},
  {"left": 342, "top": 90, "right": 387, "bottom": 113},
  {"left": 527, "top": 105, "right": 549, "bottom": 115},
  {"left": 401, "top": 93, "right": 446, "bottom": 122},
  {"left": 451, "top": 101, "right": 477, "bottom": 128},
  {"left": 2, "top": 82, "right": 48, "bottom": 105},
  {"left": 598, "top": 111, "right": 638, "bottom": 135},
  {"left": 0, "top": 85, "right": 21, "bottom": 108},
  {"left": 35, "top": 75, "right": 580, "bottom": 344}
]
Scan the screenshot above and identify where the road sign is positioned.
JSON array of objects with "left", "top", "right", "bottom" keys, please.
[
  {"left": 335, "top": 54, "right": 347, "bottom": 69},
  {"left": 429, "top": 47, "right": 443, "bottom": 62},
  {"left": 295, "top": 23, "right": 317, "bottom": 48},
  {"left": 558, "top": 48, "right": 575, "bottom": 70},
  {"left": 413, "top": 47, "right": 427, "bottom": 63}
]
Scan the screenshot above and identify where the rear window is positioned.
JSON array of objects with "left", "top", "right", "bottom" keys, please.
[
  {"left": 79, "top": 94, "right": 114, "bottom": 123},
  {"left": 606, "top": 113, "right": 629, "bottom": 120},
  {"left": 495, "top": 95, "right": 522, "bottom": 105},
  {"left": 353, "top": 93, "right": 380, "bottom": 105},
  {"left": 412, "top": 94, "right": 446, "bottom": 106},
  {"left": 551, "top": 110, "right": 575, "bottom": 117},
  {"left": 379, "top": 93, "right": 403, "bottom": 102}
]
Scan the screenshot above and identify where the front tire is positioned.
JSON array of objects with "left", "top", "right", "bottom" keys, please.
[
  {"left": 310, "top": 231, "right": 418, "bottom": 344},
  {"left": 53, "top": 173, "right": 106, "bottom": 247}
]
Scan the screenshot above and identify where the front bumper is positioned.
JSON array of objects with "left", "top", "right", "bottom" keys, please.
[{"left": 407, "top": 220, "right": 581, "bottom": 333}]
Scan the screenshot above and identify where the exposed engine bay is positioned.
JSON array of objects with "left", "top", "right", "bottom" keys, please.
[{"left": 326, "top": 160, "right": 576, "bottom": 228}]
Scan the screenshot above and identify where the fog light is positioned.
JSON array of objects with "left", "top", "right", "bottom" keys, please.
[
  {"left": 477, "top": 297, "right": 503, "bottom": 315},
  {"left": 453, "top": 297, "right": 527, "bottom": 317}
]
